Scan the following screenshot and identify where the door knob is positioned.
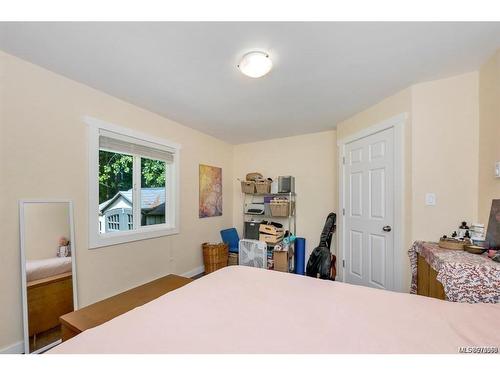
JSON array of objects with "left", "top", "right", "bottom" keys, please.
[{"left": 383, "top": 225, "right": 392, "bottom": 232}]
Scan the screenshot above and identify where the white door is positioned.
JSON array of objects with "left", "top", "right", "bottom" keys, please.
[{"left": 344, "top": 127, "right": 394, "bottom": 290}]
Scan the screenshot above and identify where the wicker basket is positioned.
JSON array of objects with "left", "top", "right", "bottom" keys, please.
[
  {"left": 228, "top": 252, "right": 239, "bottom": 266},
  {"left": 241, "top": 181, "right": 256, "bottom": 194},
  {"left": 438, "top": 238, "right": 465, "bottom": 250},
  {"left": 255, "top": 180, "right": 271, "bottom": 194},
  {"left": 270, "top": 200, "right": 294, "bottom": 217},
  {"left": 202, "top": 242, "right": 228, "bottom": 274}
]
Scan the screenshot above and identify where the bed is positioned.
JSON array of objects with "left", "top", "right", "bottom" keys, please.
[
  {"left": 49, "top": 266, "right": 500, "bottom": 354},
  {"left": 26, "top": 257, "right": 72, "bottom": 282}
]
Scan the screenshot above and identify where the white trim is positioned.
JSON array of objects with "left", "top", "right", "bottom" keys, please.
[
  {"left": 336, "top": 113, "right": 408, "bottom": 146},
  {"left": 393, "top": 119, "right": 406, "bottom": 293},
  {"left": 30, "top": 339, "right": 61, "bottom": 354},
  {"left": 132, "top": 155, "right": 141, "bottom": 230},
  {"left": 19, "top": 199, "right": 78, "bottom": 354},
  {"left": 84, "top": 116, "right": 181, "bottom": 151},
  {"left": 180, "top": 265, "right": 205, "bottom": 278},
  {"left": 85, "top": 116, "right": 181, "bottom": 249},
  {"left": 0, "top": 341, "right": 24, "bottom": 354},
  {"left": 337, "top": 113, "right": 407, "bottom": 292}
]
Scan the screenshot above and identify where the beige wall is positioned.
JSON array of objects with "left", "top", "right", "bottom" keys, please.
[
  {"left": 411, "top": 72, "right": 479, "bottom": 240},
  {"left": 336, "top": 88, "right": 413, "bottom": 141},
  {"left": 0, "top": 51, "right": 234, "bottom": 350},
  {"left": 233, "top": 130, "right": 337, "bottom": 260},
  {"left": 335, "top": 73, "right": 481, "bottom": 291},
  {"left": 478, "top": 50, "right": 500, "bottom": 224},
  {"left": 24, "top": 202, "right": 70, "bottom": 260}
]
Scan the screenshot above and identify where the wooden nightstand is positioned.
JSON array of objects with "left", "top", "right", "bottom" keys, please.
[{"left": 60, "top": 274, "right": 192, "bottom": 341}]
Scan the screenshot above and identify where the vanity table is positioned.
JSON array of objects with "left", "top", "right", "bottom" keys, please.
[{"left": 409, "top": 241, "right": 500, "bottom": 303}]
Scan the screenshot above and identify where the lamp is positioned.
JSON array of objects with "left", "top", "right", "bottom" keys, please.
[{"left": 237, "top": 51, "right": 272, "bottom": 78}]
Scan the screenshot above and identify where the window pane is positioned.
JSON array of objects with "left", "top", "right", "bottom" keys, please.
[
  {"left": 99, "top": 150, "right": 134, "bottom": 233},
  {"left": 141, "top": 157, "right": 166, "bottom": 226}
]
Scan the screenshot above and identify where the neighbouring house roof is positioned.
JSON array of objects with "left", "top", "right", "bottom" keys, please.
[
  {"left": 99, "top": 188, "right": 165, "bottom": 214},
  {"left": 99, "top": 192, "right": 132, "bottom": 213},
  {"left": 144, "top": 203, "right": 165, "bottom": 216}
]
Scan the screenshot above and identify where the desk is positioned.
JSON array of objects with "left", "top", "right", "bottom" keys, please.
[{"left": 60, "top": 274, "right": 192, "bottom": 341}]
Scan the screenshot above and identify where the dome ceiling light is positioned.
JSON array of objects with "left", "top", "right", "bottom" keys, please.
[{"left": 237, "top": 51, "right": 272, "bottom": 78}]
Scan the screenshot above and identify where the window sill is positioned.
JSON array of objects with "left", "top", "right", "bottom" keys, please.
[{"left": 89, "top": 226, "right": 179, "bottom": 249}]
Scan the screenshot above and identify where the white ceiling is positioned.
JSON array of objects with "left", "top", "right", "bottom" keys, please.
[{"left": 1, "top": 22, "right": 499, "bottom": 144}]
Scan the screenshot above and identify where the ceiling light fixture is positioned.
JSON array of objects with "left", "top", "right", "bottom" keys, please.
[{"left": 237, "top": 51, "right": 272, "bottom": 78}]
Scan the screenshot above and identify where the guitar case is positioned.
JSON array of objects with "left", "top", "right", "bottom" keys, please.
[{"left": 306, "top": 212, "right": 337, "bottom": 280}]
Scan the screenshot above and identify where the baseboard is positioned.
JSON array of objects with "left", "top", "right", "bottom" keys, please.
[
  {"left": 0, "top": 340, "right": 24, "bottom": 354},
  {"left": 181, "top": 265, "right": 205, "bottom": 278}
]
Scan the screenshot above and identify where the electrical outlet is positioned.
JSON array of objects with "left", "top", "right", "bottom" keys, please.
[{"left": 425, "top": 193, "right": 436, "bottom": 206}]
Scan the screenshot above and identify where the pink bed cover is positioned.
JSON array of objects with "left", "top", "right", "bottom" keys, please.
[
  {"left": 49, "top": 266, "right": 500, "bottom": 354},
  {"left": 26, "top": 257, "right": 72, "bottom": 282}
]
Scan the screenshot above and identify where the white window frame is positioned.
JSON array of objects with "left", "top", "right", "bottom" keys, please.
[{"left": 86, "top": 116, "right": 181, "bottom": 249}]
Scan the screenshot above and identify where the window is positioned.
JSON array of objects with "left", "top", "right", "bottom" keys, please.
[
  {"left": 127, "top": 213, "right": 134, "bottom": 230},
  {"left": 87, "top": 116, "right": 180, "bottom": 248},
  {"left": 141, "top": 157, "right": 167, "bottom": 227},
  {"left": 107, "top": 213, "right": 120, "bottom": 231}
]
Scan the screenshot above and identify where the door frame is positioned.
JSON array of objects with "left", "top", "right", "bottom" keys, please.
[{"left": 337, "top": 113, "right": 407, "bottom": 292}]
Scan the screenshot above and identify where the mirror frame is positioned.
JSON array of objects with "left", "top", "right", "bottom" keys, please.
[{"left": 19, "top": 199, "right": 78, "bottom": 354}]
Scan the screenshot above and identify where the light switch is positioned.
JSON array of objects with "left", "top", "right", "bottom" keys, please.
[
  {"left": 496, "top": 162, "right": 500, "bottom": 178},
  {"left": 425, "top": 193, "right": 436, "bottom": 206}
]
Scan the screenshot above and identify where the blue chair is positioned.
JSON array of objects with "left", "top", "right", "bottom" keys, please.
[{"left": 220, "top": 228, "right": 240, "bottom": 253}]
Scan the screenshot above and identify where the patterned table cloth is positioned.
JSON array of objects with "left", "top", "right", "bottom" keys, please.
[{"left": 409, "top": 241, "right": 500, "bottom": 303}]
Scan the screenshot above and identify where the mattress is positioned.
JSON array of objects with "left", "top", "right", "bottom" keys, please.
[
  {"left": 49, "top": 266, "right": 500, "bottom": 354},
  {"left": 26, "top": 256, "right": 72, "bottom": 282}
]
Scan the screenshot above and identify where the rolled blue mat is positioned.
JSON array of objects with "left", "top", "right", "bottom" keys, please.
[{"left": 294, "top": 237, "right": 306, "bottom": 275}]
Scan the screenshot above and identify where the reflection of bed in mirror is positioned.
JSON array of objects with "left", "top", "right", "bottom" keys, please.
[
  {"left": 20, "top": 200, "right": 77, "bottom": 354},
  {"left": 26, "top": 257, "right": 72, "bottom": 282},
  {"left": 26, "top": 258, "right": 74, "bottom": 348}
]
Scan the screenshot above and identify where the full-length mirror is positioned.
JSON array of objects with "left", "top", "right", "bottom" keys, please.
[{"left": 20, "top": 200, "right": 77, "bottom": 353}]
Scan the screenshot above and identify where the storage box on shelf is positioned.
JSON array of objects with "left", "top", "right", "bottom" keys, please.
[
  {"left": 255, "top": 180, "right": 271, "bottom": 194},
  {"left": 241, "top": 181, "right": 256, "bottom": 194},
  {"left": 258, "top": 222, "right": 285, "bottom": 245},
  {"left": 244, "top": 221, "right": 260, "bottom": 240},
  {"left": 269, "top": 198, "right": 294, "bottom": 217},
  {"left": 259, "top": 233, "right": 284, "bottom": 244},
  {"left": 259, "top": 223, "right": 284, "bottom": 236}
]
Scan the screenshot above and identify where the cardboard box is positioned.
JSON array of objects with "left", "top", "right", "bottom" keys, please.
[
  {"left": 259, "top": 223, "right": 284, "bottom": 236},
  {"left": 273, "top": 251, "right": 289, "bottom": 272},
  {"left": 259, "top": 233, "right": 283, "bottom": 244}
]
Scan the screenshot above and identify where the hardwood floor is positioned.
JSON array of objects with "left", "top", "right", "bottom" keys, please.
[
  {"left": 29, "top": 325, "right": 61, "bottom": 352},
  {"left": 191, "top": 272, "right": 205, "bottom": 280}
]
